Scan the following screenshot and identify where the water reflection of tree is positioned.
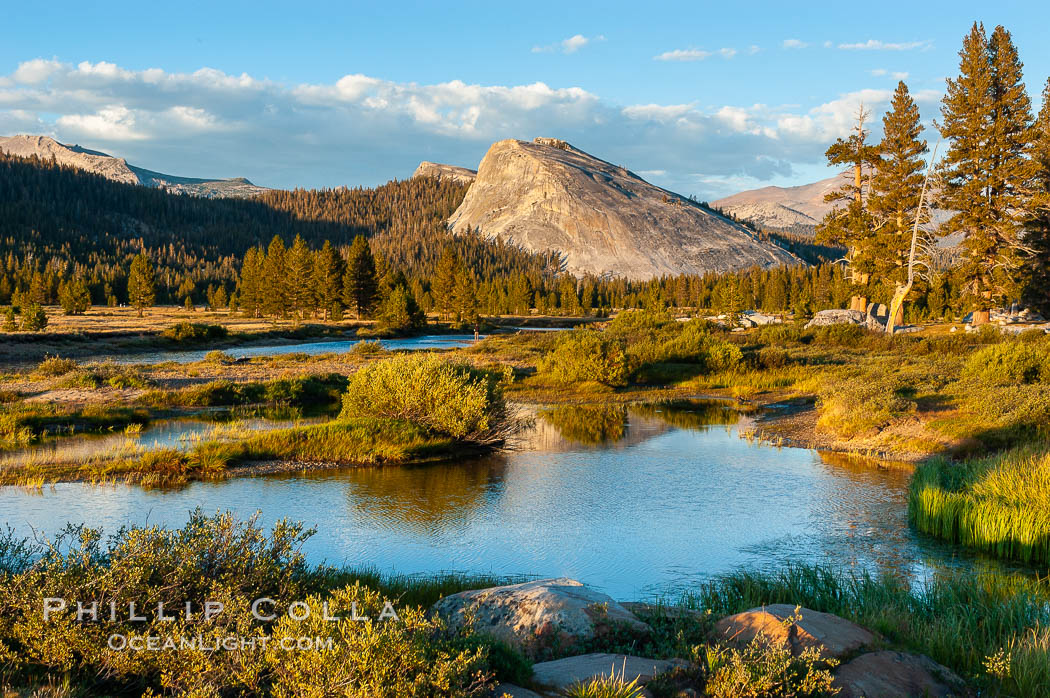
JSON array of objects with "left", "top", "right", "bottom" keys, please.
[
  {"left": 340, "top": 457, "right": 507, "bottom": 532},
  {"left": 630, "top": 400, "right": 739, "bottom": 431}
]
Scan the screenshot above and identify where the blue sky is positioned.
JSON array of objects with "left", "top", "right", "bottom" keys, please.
[{"left": 1, "top": 0, "right": 1047, "bottom": 198}]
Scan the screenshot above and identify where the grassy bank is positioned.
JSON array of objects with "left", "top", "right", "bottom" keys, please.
[{"left": 909, "top": 445, "right": 1050, "bottom": 564}]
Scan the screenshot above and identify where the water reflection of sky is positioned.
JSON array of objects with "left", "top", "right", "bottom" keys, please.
[{"left": 0, "top": 401, "right": 1020, "bottom": 599}]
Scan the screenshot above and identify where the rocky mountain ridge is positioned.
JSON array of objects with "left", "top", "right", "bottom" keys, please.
[
  {"left": 447, "top": 137, "right": 799, "bottom": 279},
  {"left": 411, "top": 161, "right": 477, "bottom": 184},
  {"left": 0, "top": 134, "right": 268, "bottom": 198}
]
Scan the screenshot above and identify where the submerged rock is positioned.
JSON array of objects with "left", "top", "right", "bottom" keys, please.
[
  {"left": 833, "top": 651, "right": 968, "bottom": 697},
  {"left": 713, "top": 604, "right": 876, "bottom": 659},
  {"left": 431, "top": 578, "right": 649, "bottom": 656}
]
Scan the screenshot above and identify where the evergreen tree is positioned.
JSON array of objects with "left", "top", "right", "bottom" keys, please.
[
  {"left": 452, "top": 269, "right": 478, "bottom": 325},
  {"left": 238, "top": 246, "right": 265, "bottom": 318},
  {"left": 2, "top": 307, "right": 17, "bottom": 332},
  {"left": 58, "top": 277, "right": 91, "bottom": 315},
  {"left": 342, "top": 235, "right": 378, "bottom": 319},
  {"left": 870, "top": 82, "right": 929, "bottom": 287},
  {"left": 312, "top": 240, "right": 344, "bottom": 320},
  {"left": 20, "top": 303, "right": 47, "bottom": 331},
  {"left": 431, "top": 246, "right": 458, "bottom": 320},
  {"left": 939, "top": 23, "right": 1034, "bottom": 321},
  {"left": 261, "top": 236, "right": 288, "bottom": 319},
  {"left": 816, "top": 106, "right": 881, "bottom": 309},
  {"left": 377, "top": 285, "right": 426, "bottom": 332},
  {"left": 1025, "top": 77, "right": 1050, "bottom": 315},
  {"left": 127, "top": 252, "right": 156, "bottom": 317},
  {"left": 286, "top": 234, "right": 315, "bottom": 319}
]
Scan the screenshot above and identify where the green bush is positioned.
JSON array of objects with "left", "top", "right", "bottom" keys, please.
[
  {"left": 965, "top": 341, "right": 1050, "bottom": 385},
  {"left": 163, "top": 322, "right": 229, "bottom": 343},
  {"left": 0, "top": 512, "right": 497, "bottom": 697},
  {"left": 341, "top": 353, "right": 509, "bottom": 443},
  {"left": 816, "top": 373, "right": 917, "bottom": 438},
  {"left": 32, "top": 355, "right": 78, "bottom": 377},
  {"left": 538, "top": 331, "right": 633, "bottom": 387}
]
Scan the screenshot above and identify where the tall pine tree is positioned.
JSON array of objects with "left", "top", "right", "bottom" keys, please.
[
  {"left": 939, "top": 23, "right": 1034, "bottom": 322},
  {"left": 261, "top": 236, "right": 288, "bottom": 319},
  {"left": 870, "top": 81, "right": 929, "bottom": 324},
  {"left": 238, "top": 246, "right": 265, "bottom": 318},
  {"left": 342, "top": 235, "right": 378, "bottom": 319},
  {"left": 127, "top": 252, "right": 155, "bottom": 318},
  {"left": 312, "top": 240, "right": 344, "bottom": 320},
  {"left": 286, "top": 234, "right": 315, "bottom": 320},
  {"left": 1025, "top": 77, "right": 1050, "bottom": 315},
  {"left": 815, "top": 106, "right": 881, "bottom": 310}
]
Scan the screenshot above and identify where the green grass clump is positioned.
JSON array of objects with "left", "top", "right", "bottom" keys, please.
[
  {"left": 341, "top": 353, "right": 511, "bottom": 444},
  {"left": 162, "top": 321, "right": 228, "bottom": 343},
  {"left": 909, "top": 445, "right": 1050, "bottom": 564}
]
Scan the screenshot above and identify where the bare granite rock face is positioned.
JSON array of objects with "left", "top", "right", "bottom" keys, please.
[
  {"left": 431, "top": 578, "right": 650, "bottom": 656},
  {"left": 833, "top": 651, "right": 968, "bottom": 697},
  {"left": 531, "top": 653, "right": 687, "bottom": 693},
  {"left": 0, "top": 134, "right": 268, "bottom": 198},
  {"left": 714, "top": 604, "right": 876, "bottom": 660},
  {"left": 412, "top": 161, "right": 477, "bottom": 184},
  {"left": 448, "top": 138, "right": 800, "bottom": 279}
]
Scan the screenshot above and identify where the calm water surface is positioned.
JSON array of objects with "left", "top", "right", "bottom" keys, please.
[{"left": 0, "top": 402, "right": 983, "bottom": 598}]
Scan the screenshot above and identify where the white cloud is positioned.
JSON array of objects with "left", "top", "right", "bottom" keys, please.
[
  {"left": 653, "top": 47, "right": 737, "bottom": 62},
  {"left": 532, "top": 34, "right": 603, "bottom": 54},
  {"left": 838, "top": 39, "right": 932, "bottom": 51},
  {"left": 870, "top": 69, "right": 910, "bottom": 79},
  {"left": 748, "top": 45, "right": 761, "bottom": 55},
  {"left": 782, "top": 39, "right": 808, "bottom": 49},
  {"left": 654, "top": 49, "right": 710, "bottom": 61},
  {"left": 0, "top": 57, "right": 945, "bottom": 199}
]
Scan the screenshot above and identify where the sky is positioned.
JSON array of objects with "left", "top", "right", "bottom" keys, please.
[{"left": 1, "top": 0, "right": 1048, "bottom": 199}]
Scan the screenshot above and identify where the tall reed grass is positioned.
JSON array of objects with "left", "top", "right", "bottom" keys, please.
[{"left": 909, "top": 445, "right": 1050, "bottom": 564}]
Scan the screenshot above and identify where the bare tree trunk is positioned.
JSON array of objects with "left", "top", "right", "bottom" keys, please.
[{"left": 886, "top": 143, "right": 938, "bottom": 335}]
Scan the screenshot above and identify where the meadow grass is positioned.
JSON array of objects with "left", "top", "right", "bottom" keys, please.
[{"left": 909, "top": 445, "right": 1050, "bottom": 564}]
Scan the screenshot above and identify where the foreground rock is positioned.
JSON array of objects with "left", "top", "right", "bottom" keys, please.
[
  {"left": 448, "top": 137, "right": 799, "bottom": 279},
  {"left": 531, "top": 653, "right": 686, "bottom": 693},
  {"left": 431, "top": 578, "right": 650, "bottom": 656},
  {"left": 713, "top": 604, "right": 875, "bottom": 659},
  {"left": 833, "top": 651, "right": 968, "bottom": 697},
  {"left": 492, "top": 684, "right": 543, "bottom": 698}
]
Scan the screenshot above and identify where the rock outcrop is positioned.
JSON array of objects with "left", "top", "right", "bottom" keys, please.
[
  {"left": 448, "top": 138, "right": 800, "bottom": 279},
  {"left": 714, "top": 604, "right": 876, "bottom": 660},
  {"left": 833, "top": 651, "right": 968, "bottom": 697},
  {"left": 0, "top": 134, "right": 267, "bottom": 198},
  {"left": 411, "top": 161, "right": 477, "bottom": 184},
  {"left": 430, "top": 578, "right": 649, "bottom": 656}
]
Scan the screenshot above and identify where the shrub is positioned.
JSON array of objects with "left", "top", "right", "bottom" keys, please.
[
  {"left": 19, "top": 303, "right": 47, "bottom": 331},
  {"left": 33, "top": 356, "right": 78, "bottom": 378},
  {"left": 203, "top": 350, "right": 235, "bottom": 365},
  {"left": 162, "top": 322, "right": 228, "bottom": 343},
  {"left": 816, "top": 373, "right": 917, "bottom": 438},
  {"left": 809, "top": 323, "right": 867, "bottom": 347},
  {"left": 965, "top": 341, "right": 1050, "bottom": 385},
  {"left": 341, "top": 353, "right": 510, "bottom": 443},
  {"left": 539, "top": 331, "right": 633, "bottom": 387}
]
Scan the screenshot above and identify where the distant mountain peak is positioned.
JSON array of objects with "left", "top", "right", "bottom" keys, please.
[
  {"left": 448, "top": 138, "right": 800, "bottom": 279},
  {"left": 411, "top": 161, "right": 477, "bottom": 185},
  {"left": 0, "top": 134, "right": 267, "bottom": 198}
]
